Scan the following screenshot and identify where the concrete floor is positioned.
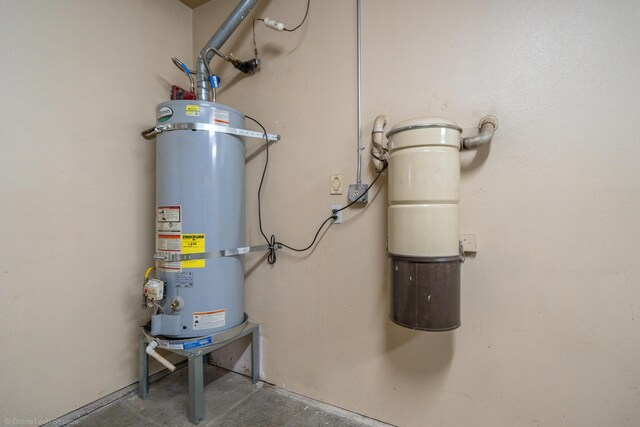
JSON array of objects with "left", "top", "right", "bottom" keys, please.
[{"left": 73, "top": 365, "right": 390, "bottom": 427}]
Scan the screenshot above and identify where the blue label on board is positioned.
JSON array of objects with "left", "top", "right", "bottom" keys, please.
[{"left": 183, "top": 336, "right": 213, "bottom": 349}]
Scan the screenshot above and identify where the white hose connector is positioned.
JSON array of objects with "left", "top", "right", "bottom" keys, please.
[
  {"left": 264, "top": 17, "right": 285, "bottom": 31},
  {"left": 371, "top": 115, "right": 390, "bottom": 172},
  {"left": 145, "top": 340, "right": 176, "bottom": 372}
]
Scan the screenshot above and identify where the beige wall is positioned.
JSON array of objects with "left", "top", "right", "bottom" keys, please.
[
  {"left": 0, "top": 0, "right": 191, "bottom": 422},
  {"left": 194, "top": 0, "right": 640, "bottom": 426},
  {"left": 1, "top": 0, "right": 638, "bottom": 425}
]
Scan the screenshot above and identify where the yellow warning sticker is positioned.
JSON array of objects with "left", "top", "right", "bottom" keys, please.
[
  {"left": 185, "top": 104, "right": 200, "bottom": 117},
  {"left": 182, "top": 234, "right": 205, "bottom": 268}
]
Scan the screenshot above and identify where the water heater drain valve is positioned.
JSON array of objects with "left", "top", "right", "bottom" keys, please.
[{"left": 144, "top": 278, "right": 165, "bottom": 305}]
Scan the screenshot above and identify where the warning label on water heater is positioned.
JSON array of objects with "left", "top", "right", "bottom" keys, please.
[
  {"left": 186, "top": 104, "right": 200, "bottom": 117},
  {"left": 156, "top": 206, "right": 182, "bottom": 271},
  {"left": 211, "top": 109, "right": 229, "bottom": 126},
  {"left": 156, "top": 234, "right": 181, "bottom": 271},
  {"left": 157, "top": 206, "right": 181, "bottom": 233},
  {"left": 157, "top": 234, "right": 181, "bottom": 251},
  {"left": 193, "top": 310, "right": 226, "bottom": 330}
]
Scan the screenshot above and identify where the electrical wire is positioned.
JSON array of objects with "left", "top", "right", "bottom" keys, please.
[
  {"left": 277, "top": 215, "right": 336, "bottom": 252},
  {"left": 252, "top": 18, "right": 264, "bottom": 59},
  {"left": 253, "top": 0, "right": 310, "bottom": 58},
  {"left": 244, "top": 113, "right": 386, "bottom": 264},
  {"left": 370, "top": 132, "right": 388, "bottom": 164},
  {"left": 284, "top": 0, "right": 311, "bottom": 32},
  {"left": 245, "top": 115, "right": 337, "bottom": 264},
  {"left": 244, "top": 115, "right": 271, "bottom": 244},
  {"left": 152, "top": 299, "right": 165, "bottom": 315}
]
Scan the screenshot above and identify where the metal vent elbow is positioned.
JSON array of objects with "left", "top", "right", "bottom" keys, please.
[{"left": 461, "top": 115, "right": 499, "bottom": 150}]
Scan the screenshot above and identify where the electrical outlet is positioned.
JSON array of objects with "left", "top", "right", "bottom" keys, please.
[
  {"left": 330, "top": 174, "right": 343, "bottom": 195},
  {"left": 460, "top": 234, "right": 477, "bottom": 253},
  {"left": 331, "top": 205, "right": 342, "bottom": 224},
  {"left": 348, "top": 183, "right": 368, "bottom": 203}
]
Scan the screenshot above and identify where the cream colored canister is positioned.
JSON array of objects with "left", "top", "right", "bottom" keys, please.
[{"left": 387, "top": 117, "right": 462, "bottom": 258}]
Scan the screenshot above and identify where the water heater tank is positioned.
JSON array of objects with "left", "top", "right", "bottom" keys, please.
[
  {"left": 386, "top": 117, "right": 463, "bottom": 331},
  {"left": 152, "top": 101, "right": 246, "bottom": 338}
]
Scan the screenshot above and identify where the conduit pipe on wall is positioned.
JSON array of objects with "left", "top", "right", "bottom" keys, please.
[
  {"left": 461, "top": 115, "right": 499, "bottom": 150},
  {"left": 356, "top": 0, "right": 363, "bottom": 184},
  {"left": 195, "top": 0, "right": 261, "bottom": 100}
]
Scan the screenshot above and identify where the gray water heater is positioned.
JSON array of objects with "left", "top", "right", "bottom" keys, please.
[{"left": 151, "top": 100, "right": 246, "bottom": 338}]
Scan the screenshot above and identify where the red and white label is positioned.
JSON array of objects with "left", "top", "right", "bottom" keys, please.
[
  {"left": 212, "top": 109, "right": 230, "bottom": 126},
  {"left": 156, "top": 205, "right": 182, "bottom": 271},
  {"left": 157, "top": 234, "right": 181, "bottom": 251}
]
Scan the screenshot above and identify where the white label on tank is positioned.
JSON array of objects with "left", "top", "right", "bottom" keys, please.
[
  {"left": 156, "top": 234, "right": 182, "bottom": 272},
  {"left": 157, "top": 206, "right": 181, "bottom": 233},
  {"left": 157, "top": 206, "right": 180, "bottom": 223},
  {"left": 193, "top": 310, "right": 226, "bottom": 330},
  {"left": 157, "top": 234, "right": 181, "bottom": 251},
  {"left": 165, "top": 342, "right": 184, "bottom": 350},
  {"left": 156, "top": 257, "right": 181, "bottom": 272},
  {"left": 212, "top": 109, "right": 230, "bottom": 126},
  {"left": 156, "top": 206, "right": 182, "bottom": 271}
]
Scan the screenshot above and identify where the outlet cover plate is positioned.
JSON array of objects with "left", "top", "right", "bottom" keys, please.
[
  {"left": 348, "top": 183, "right": 368, "bottom": 203},
  {"left": 331, "top": 205, "right": 342, "bottom": 224},
  {"left": 460, "top": 234, "right": 477, "bottom": 253}
]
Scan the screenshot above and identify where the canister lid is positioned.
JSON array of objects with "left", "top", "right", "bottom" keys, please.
[{"left": 386, "top": 117, "right": 462, "bottom": 138}]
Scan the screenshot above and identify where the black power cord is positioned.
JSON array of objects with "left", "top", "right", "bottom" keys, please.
[
  {"left": 244, "top": 115, "right": 273, "bottom": 246},
  {"left": 245, "top": 115, "right": 337, "bottom": 264},
  {"left": 252, "top": 18, "right": 263, "bottom": 59},
  {"left": 245, "top": 115, "right": 386, "bottom": 264},
  {"left": 284, "top": 0, "right": 311, "bottom": 32},
  {"left": 253, "top": 0, "right": 311, "bottom": 59}
]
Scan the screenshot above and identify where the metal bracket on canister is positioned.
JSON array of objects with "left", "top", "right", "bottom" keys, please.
[
  {"left": 154, "top": 243, "right": 280, "bottom": 262},
  {"left": 147, "top": 122, "right": 280, "bottom": 142}
]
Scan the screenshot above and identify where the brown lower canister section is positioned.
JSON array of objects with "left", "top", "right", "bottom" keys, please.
[{"left": 390, "top": 255, "right": 462, "bottom": 331}]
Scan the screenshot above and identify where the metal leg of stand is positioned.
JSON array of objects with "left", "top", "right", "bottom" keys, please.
[
  {"left": 251, "top": 326, "right": 260, "bottom": 384},
  {"left": 188, "top": 354, "right": 204, "bottom": 425},
  {"left": 140, "top": 318, "right": 260, "bottom": 424},
  {"left": 138, "top": 335, "right": 148, "bottom": 399}
]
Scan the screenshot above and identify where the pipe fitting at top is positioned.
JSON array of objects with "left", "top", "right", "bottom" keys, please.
[
  {"left": 461, "top": 115, "right": 499, "bottom": 151},
  {"left": 196, "top": 0, "right": 261, "bottom": 100},
  {"left": 371, "top": 115, "right": 390, "bottom": 172}
]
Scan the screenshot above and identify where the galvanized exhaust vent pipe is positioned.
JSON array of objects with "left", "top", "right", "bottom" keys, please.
[{"left": 196, "top": 0, "right": 261, "bottom": 101}]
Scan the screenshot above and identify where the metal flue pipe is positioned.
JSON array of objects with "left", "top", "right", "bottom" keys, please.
[{"left": 196, "top": 0, "right": 260, "bottom": 100}]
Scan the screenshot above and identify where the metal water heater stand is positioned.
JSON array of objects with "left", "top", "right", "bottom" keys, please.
[{"left": 138, "top": 315, "right": 260, "bottom": 425}]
